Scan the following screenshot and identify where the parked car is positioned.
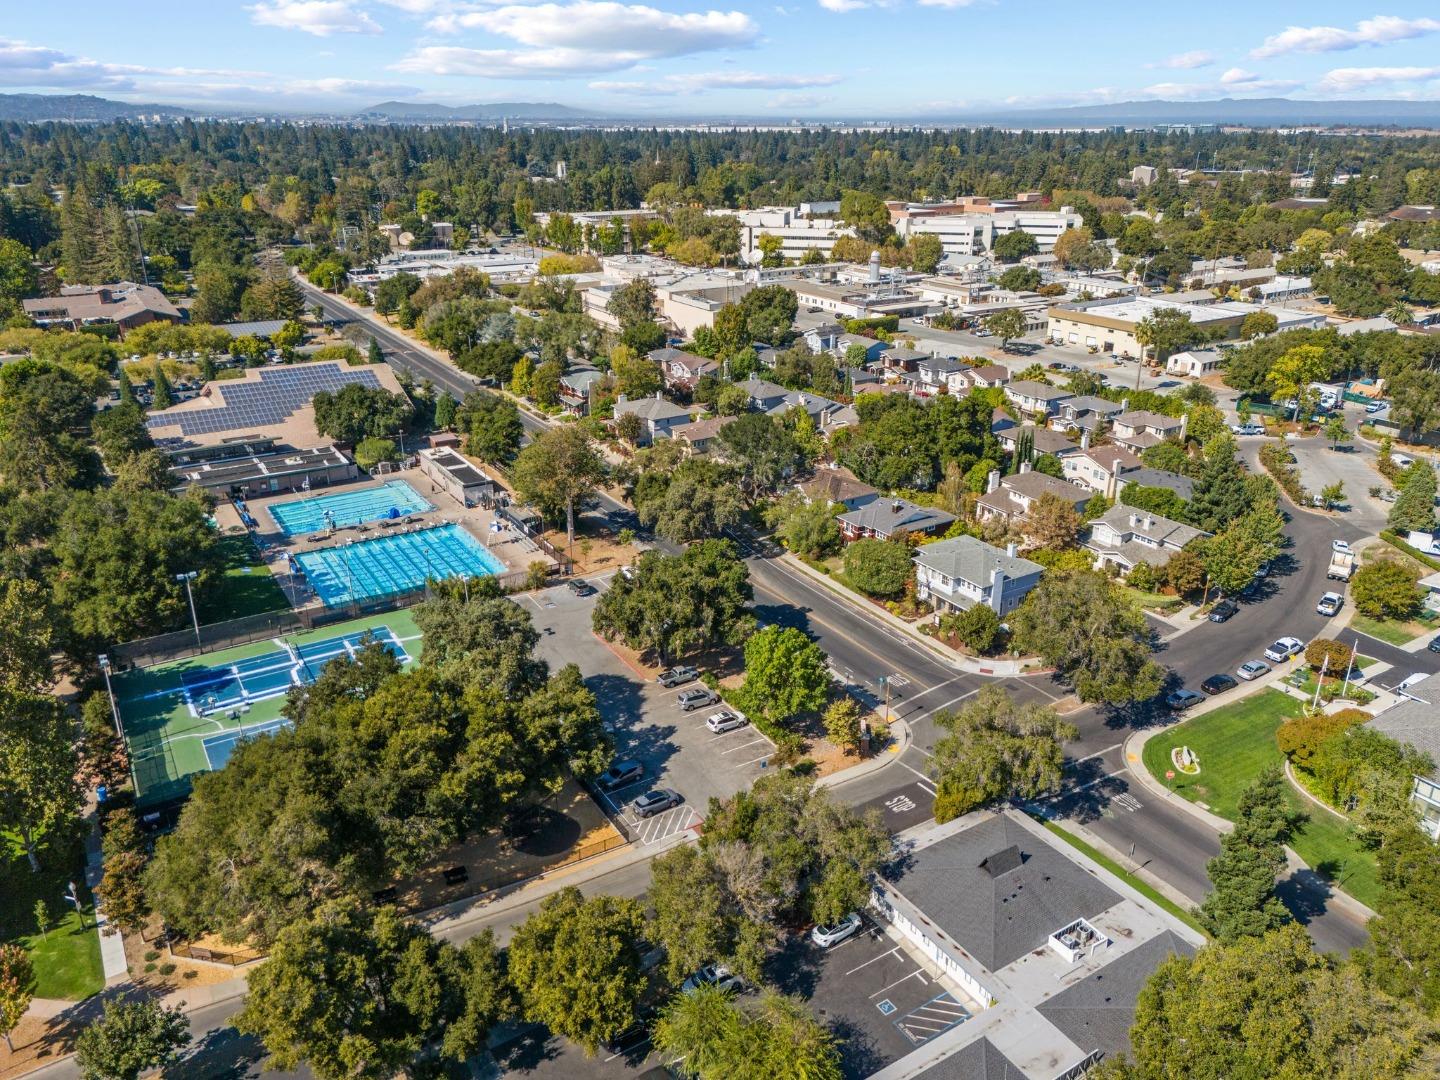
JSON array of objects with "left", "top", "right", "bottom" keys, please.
[
  {"left": 676, "top": 687, "right": 718, "bottom": 711},
  {"left": 1254, "top": 561, "right": 1271, "bottom": 579},
  {"left": 1365, "top": 401, "right": 1387, "bottom": 414},
  {"left": 811, "top": 913, "right": 864, "bottom": 948},
  {"left": 1429, "top": 636, "right": 1440, "bottom": 655},
  {"left": 1230, "top": 423, "right": 1265, "bottom": 436},
  {"left": 1165, "top": 689, "right": 1205, "bottom": 711},
  {"left": 601, "top": 1009, "right": 656, "bottom": 1055},
  {"left": 1317, "top": 591, "right": 1344, "bottom": 616},
  {"left": 566, "top": 578, "right": 596, "bottom": 596},
  {"left": 596, "top": 761, "right": 644, "bottom": 791},
  {"left": 1201, "top": 673, "right": 1238, "bottom": 696},
  {"left": 706, "top": 710, "right": 748, "bottom": 734},
  {"left": 658, "top": 665, "right": 699, "bottom": 688},
  {"left": 631, "top": 788, "right": 682, "bottom": 818},
  {"left": 1237, "top": 659, "right": 1271, "bottom": 681},
  {"left": 1330, "top": 539, "right": 1352, "bottom": 554},
  {"left": 1208, "top": 599, "right": 1239, "bottom": 623},
  {"left": 681, "top": 964, "right": 744, "bottom": 995},
  {"left": 1265, "top": 636, "right": 1305, "bottom": 663}
]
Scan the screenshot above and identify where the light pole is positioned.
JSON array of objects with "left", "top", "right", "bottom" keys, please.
[
  {"left": 97, "top": 655, "right": 122, "bottom": 738},
  {"left": 175, "top": 571, "right": 201, "bottom": 648}
]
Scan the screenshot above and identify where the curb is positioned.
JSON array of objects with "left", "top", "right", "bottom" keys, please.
[
  {"left": 818, "top": 717, "right": 912, "bottom": 790},
  {"left": 778, "top": 553, "right": 1036, "bottom": 677}
]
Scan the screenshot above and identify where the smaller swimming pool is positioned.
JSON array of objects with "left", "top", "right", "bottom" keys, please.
[
  {"left": 295, "top": 523, "right": 507, "bottom": 606},
  {"left": 266, "top": 480, "right": 433, "bottom": 536}
]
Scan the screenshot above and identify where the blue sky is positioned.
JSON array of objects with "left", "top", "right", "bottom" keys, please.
[{"left": 4, "top": 3, "right": 1440, "bottom": 116}]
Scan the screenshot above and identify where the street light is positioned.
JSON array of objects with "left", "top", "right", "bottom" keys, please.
[
  {"left": 97, "top": 655, "right": 123, "bottom": 738},
  {"left": 175, "top": 571, "right": 201, "bottom": 648}
]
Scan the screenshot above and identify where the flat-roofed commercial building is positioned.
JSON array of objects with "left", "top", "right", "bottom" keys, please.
[
  {"left": 167, "top": 436, "right": 357, "bottom": 498},
  {"left": 1047, "top": 295, "right": 1324, "bottom": 358},
  {"left": 418, "top": 446, "right": 495, "bottom": 506},
  {"left": 892, "top": 204, "right": 1084, "bottom": 257}
]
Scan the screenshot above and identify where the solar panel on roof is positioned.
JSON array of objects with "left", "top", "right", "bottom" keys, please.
[{"left": 146, "top": 364, "right": 384, "bottom": 436}]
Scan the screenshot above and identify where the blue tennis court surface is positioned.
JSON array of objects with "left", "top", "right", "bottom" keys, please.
[
  {"left": 180, "top": 626, "right": 409, "bottom": 715},
  {"left": 203, "top": 718, "right": 293, "bottom": 770},
  {"left": 296, "top": 523, "right": 506, "bottom": 607},
  {"left": 266, "top": 479, "right": 433, "bottom": 536}
]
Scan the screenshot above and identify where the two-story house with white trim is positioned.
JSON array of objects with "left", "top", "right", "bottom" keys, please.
[{"left": 914, "top": 535, "right": 1044, "bottom": 616}]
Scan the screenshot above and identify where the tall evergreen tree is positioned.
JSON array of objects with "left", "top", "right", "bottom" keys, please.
[
  {"left": 1196, "top": 767, "right": 1293, "bottom": 942},
  {"left": 1388, "top": 461, "right": 1438, "bottom": 533},
  {"left": 1187, "top": 432, "right": 1250, "bottom": 531}
]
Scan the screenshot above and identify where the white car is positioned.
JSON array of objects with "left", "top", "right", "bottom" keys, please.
[
  {"left": 1265, "top": 637, "right": 1305, "bottom": 663},
  {"left": 706, "top": 710, "right": 748, "bottom": 734},
  {"left": 811, "top": 913, "right": 864, "bottom": 948},
  {"left": 1236, "top": 659, "right": 1271, "bottom": 681},
  {"left": 1331, "top": 539, "right": 1352, "bottom": 554},
  {"left": 1317, "top": 592, "right": 1344, "bottom": 617},
  {"left": 681, "top": 964, "right": 744, "bottom": 995}
]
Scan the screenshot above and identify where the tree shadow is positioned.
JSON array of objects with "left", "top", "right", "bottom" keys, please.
[
  {"left": 176, "top": 1026, "right": 273, "bottom": 1079},
  {"left": 764, "top": 933, "right": 824, "bottom": 1000},
  {"left": 492, "top": 1025, "right": 563, "bottom": 1074}
]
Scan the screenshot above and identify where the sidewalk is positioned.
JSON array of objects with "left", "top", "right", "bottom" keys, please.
[
  {"left": 779, "top": 553, "right": 1041, "bottom": 677},
  {"left": 817, "top": 717, "right": 912, "bottom": 791}
]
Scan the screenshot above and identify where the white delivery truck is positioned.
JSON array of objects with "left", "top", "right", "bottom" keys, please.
[{"left": 1327, "top": 549, "right": 1356, "bottom": 581}]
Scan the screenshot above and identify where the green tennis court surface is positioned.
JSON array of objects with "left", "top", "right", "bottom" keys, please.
[{"left": 115, "top": 609, "right": 422, "bottom": 807}]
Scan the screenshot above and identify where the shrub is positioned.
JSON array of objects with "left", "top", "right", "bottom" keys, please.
[
  {"left": 949, "top": 604, "right": 1001, "bottom": 654},
  {"left": 1304, "top": 638, "right": 1352, "bottom": 673},
  {"left": 158, "top": 962, "right": 176, "bottom": 976},
  {"left": 143, "top": 950, "right": 160, "bottom": 962},
  {"left": 526, "top": 561, "right": 550, "bottom": 590},
  {"left": 1277, "top": 708, "right": 1365, "bottom": 769},
  {"left": 842, "top": 539, "right": 913, "bottom": 598},
  {"left": 1259, "top": 442, "right": 1308, "bottom": 504},
  {"left": 1126, "top": 561, "right": 1160, "bottom": 592}
]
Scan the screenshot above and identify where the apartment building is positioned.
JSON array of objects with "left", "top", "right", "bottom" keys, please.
[
  {"left": 892, "top": 203, "right": 1085, "bottom": 257},
  {"left": 714, "top": 206, "right": 855, "bottom": 265}
]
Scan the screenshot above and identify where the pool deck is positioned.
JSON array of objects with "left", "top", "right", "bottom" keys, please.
[{"left": 241, "top": 465, "right": 553, "bottom": 608}]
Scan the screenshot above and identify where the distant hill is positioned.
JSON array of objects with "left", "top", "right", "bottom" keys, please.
[
  {"left": 0, "top": 93, "right": 193, "bottom": 122},
  {"left": 357, "top": 101, "right": 597, "bottom": 122},
  {"left": 958, "top": 96, "right": 1440, "bottom": 128}
]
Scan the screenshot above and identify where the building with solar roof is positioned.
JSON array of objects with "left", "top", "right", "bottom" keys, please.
[{"left": 146, "top": 361, "right": 408, "bottom": 449}]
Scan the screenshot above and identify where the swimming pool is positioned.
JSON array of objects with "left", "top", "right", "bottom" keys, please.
[
  {"left": 266, "top": 480, "right": 434, "bottom": 536},
  {"left": 295, "top": 523, "right": 507, "bottom": 606}
]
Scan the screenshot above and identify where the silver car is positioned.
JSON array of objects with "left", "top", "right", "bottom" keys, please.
[
  {"left": 706, "top": 710, "right": 748, "bottom": 734},
  {"left": 1236, "top": 660, "right": 1271, "bottom": 681}
]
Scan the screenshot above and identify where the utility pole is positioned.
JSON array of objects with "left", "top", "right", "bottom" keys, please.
[{"left": 175, "top": 571, "right": 201, "bottom": 648}]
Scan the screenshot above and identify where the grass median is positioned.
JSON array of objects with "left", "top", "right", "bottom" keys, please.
[{"left": 1142, "top": 688, "right": 1380, "bottom": 909}]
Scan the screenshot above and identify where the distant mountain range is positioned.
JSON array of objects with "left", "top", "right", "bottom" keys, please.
[
  {"left": 355, "top": 101, "right": 598, "bottom": 121},
  {"left": 958, "top": 96, "right": 1440, "bottom": 128},
  {"left": 0, "top": 93, "right": 193, "bottom": 122}
]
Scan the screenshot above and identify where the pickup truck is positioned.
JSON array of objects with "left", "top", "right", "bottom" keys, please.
[{"left": 1327, "top": 549, "right": 1356, "bottom": 581}]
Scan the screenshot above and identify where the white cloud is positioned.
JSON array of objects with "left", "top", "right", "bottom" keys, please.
[
  {"left": 1148, "top": 50, "right": 1216, "bottom": 70},
  {"left": 590, "top": 70, "right": 842, "bottom": 94},
  {"left": 915, "top": 0, "right": 980, "bottom": 8},
  {"left": 394, "top": 46, "right": 636, "bottom": 77},
  {"left": 1314, "top": 65, "right": 1440, "bottom": 93},
  {"left": 816, "top": 0, "right": 895, "bottom": 12},
  {"left": 765, "top": 92, "right": 834, "bottom": 109},
  {"left": 249, "top": 1, "right": 383, "bottom": 36},
  {"left": 1251, "top": 15, "right": 1440, "bottom": 59}
]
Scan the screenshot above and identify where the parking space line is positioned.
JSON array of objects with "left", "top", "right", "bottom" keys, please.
[
  {"left": 719, "top": 736, "right": 769, "bottom": 754},
  {"left": 734, "top": 753, "right": 773, "bottom": 768},
  {"left": 871, "top": 970, "right": 928, "bottom": 998},
  {"left": 845, "top": 945, "right": 900, "bottom": 976}
]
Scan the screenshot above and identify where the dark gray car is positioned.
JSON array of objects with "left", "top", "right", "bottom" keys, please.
[{"left": 632, "top": 788, "right": 682, "bottom": 818}]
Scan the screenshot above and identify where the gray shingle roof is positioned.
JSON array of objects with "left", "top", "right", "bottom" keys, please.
[
  {"left": 914, "top": 535, "right": 1043, "bottom": 587},
  {"left": 1037, "top": 930, "right": 1196, "bottom": 1059},
  {"left": 910, "top": 1038, "right": 1028, "bottom": 1080},
  {"left": 839, "top": 497, "right": 955, "bottom": 536},
  {"left": 1368, "top": 683, "right": 1440, "bottom": 778},
  {"left": 613, "top": 394, "right": 690, "bottom": 422},
  {"left": 1118, "top": 467, "right": 1194, "bottom": 500},
  {"left": 887, "top": 814, "right": 1120, "bottom": 971},
  {"left": 1008, "top": 380, "right": 1073, "bottom": 402}
]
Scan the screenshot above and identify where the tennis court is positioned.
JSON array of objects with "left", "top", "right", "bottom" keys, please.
[{"left": 115, "top": 610, "right": 423, "bottom": 807}]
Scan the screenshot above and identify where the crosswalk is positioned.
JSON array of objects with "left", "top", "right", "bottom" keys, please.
[{"left": 894, "top": 992, "right": 970, "bottom": 1046}]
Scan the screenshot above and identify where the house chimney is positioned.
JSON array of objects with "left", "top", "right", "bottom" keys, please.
[
  {"left": 1129, "top": 513, "right": 1140, "bottom": 528},
  {"left": 1121, "top": 396, "right": 1130, "bottom": 412},
  {"left": 892, "top": 499, "right": 903, "bottom": 514},
  {"left": 617, "top": 393, "right": 628, "bottom": 405},
  {"left": 869, "top": 251, "right": 881, "bottom": 283},
  {"left": 1081, "top": 431, "right": 1090, "bottom": 450},
  {"left": 1144, "top": 515, "right": 1154, "bottom": 530},
  {"left": 1180, "top": 411, "right": 1188, "bottom": 437},
  {"left": 1020, "top": 461, "right": 1032, "bottom": 474},
  {"left": 987, "top": 469, "right": 1000, "bottom": 494},
  {"left": 990, "top": 565, "right": 1007, "bottom": 613},
  {"left": 1006, "top": 541, "right": 1018, "bottom": 558}
]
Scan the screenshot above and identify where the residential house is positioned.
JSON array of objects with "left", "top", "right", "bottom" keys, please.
[
  {"left": 1111, "top": 410, "right": 1185, "bottom": 453},
  {"left": 1367, "top": 678, "right": 1440, "bottom": 839},
  {"left": 737, "top": 376, "right": 791, "bottom": 412},
  {"left": 1004, "top": 381, "right": 1074, "bottom": 418},
  {"left": 559, "top": 369, "right": 607, "bottom": 416},
  {"left": 1114, "top": 467, "right": 1194, "bottom": 502},
  {"left": 1063, "top": 446, "right": 1143, "bottom": 498},
  {"left": 671, "top": 414, "right": 735, "bottom": 455},
  {"left": 838, "top": 496, "right": 955, "bottom": 542},
  {"left": 993, "top": 424, "right": 1081, "bottom": 461},
  {"left": 1167, "top": 348, "right": 1225, "bottom": 378},
  {"left": 961, "top": 364, "right": 1010, "bottom": 389},
  {"left": 24, "top": 281, "right": 180, "bottom": 334},
  {"left": 913, "top": 535, "right": 1044, "bottom": 616},
  {"left": 990, "top": 407, "right": 1018, "bottom": 441},
  {"left": 612, "top": 392, "right": 692, "bottom": 445},
  {"left": 795, "top": 470, "right": 880, "bottom": 512},
  {"left": 767, "top": 389, "right": 848, "bottom": 430},
  {"left": 1055, "top": 395, "right": 1124, "bottom": 435},
  {"left": 915, "top": 356, "right": 972, "bottom": 395},
  {"left": 977, "top": 468, "right": 1092, "bottom": 526},
  {"left": 834, "top": 334, "right": 888, "bottom": 364},
  {"left": 1084, "top": 506, "right": 1208, "bottom": 573},
  {"left": 879, "top": 345, "right": 929, "bottom": 379},
  {"left": 650, "top": 347, "right": 718, "bottom": 391},
  {"left": 804, "top": 323, "right": 845, "bottom": 354},
  {"left": 843, "top": 366, "right": 882, "bottom": 391}
]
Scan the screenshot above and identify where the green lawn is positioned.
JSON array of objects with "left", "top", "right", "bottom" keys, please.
[
  {"left": 1038, "top": 819, "right": 1207, "bottom": 936},
  {"left": 196, "top": 534, "right": 291, "bottom": 623},
  {"left": 1143, "top": 689, "right": 1381, "bottom": 908},
  {"left": 1350, "top": 612, "right": 1436, "bottom": 646},
  {"left": 1122, "top": 586, "right": 1183, "bottom": 614},
  {"left": 0, "top": 844, "right": 105, "bottom": 1001}
]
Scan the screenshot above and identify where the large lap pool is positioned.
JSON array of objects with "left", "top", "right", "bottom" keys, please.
[
  {"left": 266, "top": 480, "right": 433, "bottom": 536},
  {"left": 295, "top": 523, "right": 507, "bottom": 606}
]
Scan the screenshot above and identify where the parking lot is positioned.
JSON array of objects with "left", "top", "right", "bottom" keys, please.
[
  {"left": 769, "top": 919, "right": 974, "bottom": 1078},
  {"left": 520, "top": 576, "right": 773, "bottom": 845}
]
